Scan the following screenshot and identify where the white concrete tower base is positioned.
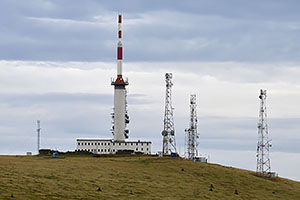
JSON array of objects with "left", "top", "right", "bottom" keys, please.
[{"left": 114, "top": 85, "right": 126, "bottom": 141}]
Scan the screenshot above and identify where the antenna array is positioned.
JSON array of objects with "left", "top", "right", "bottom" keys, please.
[
  {"left": 256, "top": 89, "right": 272, "bottom": 175},
  {"left": 185, "top": 94, "right": 199, "bottom": 160},
  {"left": 162, "top": 73, "right": 176, "bottom": 155}
]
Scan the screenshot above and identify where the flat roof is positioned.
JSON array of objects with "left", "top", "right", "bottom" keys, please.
[
  {"left": 76, "top": 138, "right": 151, "bottom": 143},
  {"left": 77, "top": 138, "right": 112, "bottom": 141}
]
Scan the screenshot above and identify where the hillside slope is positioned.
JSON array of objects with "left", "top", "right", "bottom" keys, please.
[{"left": 0, "top": 155, "right": 299, "bottom": 199}]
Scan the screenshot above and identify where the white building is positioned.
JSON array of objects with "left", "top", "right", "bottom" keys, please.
[{"left": 76, "top": 139, "right": 151, "bottom": 155}]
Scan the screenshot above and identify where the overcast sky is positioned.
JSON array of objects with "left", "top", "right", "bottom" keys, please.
[{"left": 1, "top": 0, "right": 300, "bottom": 181}]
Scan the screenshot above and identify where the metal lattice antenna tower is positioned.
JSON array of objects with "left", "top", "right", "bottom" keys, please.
[
  {"left": 37, "top": 120, "right": 41, "bottom": 155},
  {"left": 256, "top": 89, "right": 272, "bottom": 175},
  {"left": 185, "top": 94, "right": 199, "bottom": 160},
  {"left": 162, "top": 73, "right": 176, "bottom": 155}
]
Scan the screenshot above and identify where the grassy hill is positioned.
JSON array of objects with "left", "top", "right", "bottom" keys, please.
[{"left": 0, "top": 155, "right": 299, "bottom": 200}]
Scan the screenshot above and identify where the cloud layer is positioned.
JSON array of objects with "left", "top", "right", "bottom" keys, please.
[
  {"left": 1, "top": 0, "right": 300, "bottom": 62},
  {"left": 0, "top": 61, "right": 299, "bottom": 155}
]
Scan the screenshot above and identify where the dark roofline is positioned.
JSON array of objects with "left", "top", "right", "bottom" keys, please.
[{"left": 76, "top": 139, "right": 152, "bottom": 143}]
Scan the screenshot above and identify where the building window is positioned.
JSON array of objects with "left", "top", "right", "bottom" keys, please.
[
  {"left": 85, "top": 143, "right": 87, "bottom": 145},
  {"left": 98, "top": 149, "right": 100, "bottom": 152},
  {"left": 141, "top": 148, "right": 143, "bottom": 151},
  {"left": 108, "top": 143, "right": 110, "bottom": 145},
  {"left": 113, "top": 143, "right": 115, "bottom": 146},
  {"left": 119, "top": 143, "right": 121, "bottom": 146},
  {"left": 131, "top": 143, "right": 133, "bottom": 146},
  {"left": 101, "top": 149, "right": 103, "bottom": 152},
  {"left": 105, "top": 149, "right": 107, "bottom": 152},
  {"left": 104, "top": 143, "right": 106, "bottom": 145},
  {"left": 136, "top": 148, "right": 138, "bottom": 151},
  {"left": 136, "top": 143, "right": 138, "bottom": 145},
  {"left": 125, "top": 143, "right": 127, "bottom": 146},
  {"left": 108, "top": 149, "right": 110, "bottom": 152},
  {"left": 98, "top": 143, "right": 100, "bottom": 145},
  {"left": 78, "top": 142, "right": 80, "bottom": 145},
  {"left": 147, "top": 148, "right": 149, "bottom": 151},
  {"left": 101, "top": 143, "right": 103, "bottom": 145},
  {"left": 92, "top": 143, "right": 94, "bottom": 145}
]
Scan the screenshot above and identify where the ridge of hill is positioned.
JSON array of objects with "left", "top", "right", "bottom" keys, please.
[{"left": 0, "top": 155, "right": 299, "bottom": 199}]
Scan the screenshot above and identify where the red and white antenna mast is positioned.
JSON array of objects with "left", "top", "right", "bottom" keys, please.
[
  {"left": 111, "top": 14, "right": 129, "bottom": 141},
  {"left": 116, "top": 14, "right": 124, "bottom": 83}
]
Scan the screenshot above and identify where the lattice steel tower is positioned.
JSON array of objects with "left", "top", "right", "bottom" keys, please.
[
  {"left": 185, "top": 94, "right": 199, "bottom": 160},
  {"left": 256, "top": 89, "right": 272, "bottom": 175},
  {"left": 162, "top": 73, "right": 176, "bottom": 155}
]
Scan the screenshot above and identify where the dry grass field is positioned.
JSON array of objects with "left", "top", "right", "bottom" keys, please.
[{"left": 0, "top": 155, "right": 299, "bottom": 200}]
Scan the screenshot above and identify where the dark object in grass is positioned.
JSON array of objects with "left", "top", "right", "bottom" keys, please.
[
  {"left": 235, "top": 189, "right": 239, "bottom": 195},
  {"left": 11, "top": 193, "right": 14, "bottom": 198},
  {"left": 97, "top": 187, "right": 102, "bottom": 192},
  {"left": 210, "top": 184, "right": 214, "bottom": 191},
  {"left": 181, "top": 168, "right": 184, "bottom": 171}
]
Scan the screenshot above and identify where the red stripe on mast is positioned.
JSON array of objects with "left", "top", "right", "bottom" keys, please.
[
  {"left": 118, "top": 15, "right": 122, "bottom": 23},
  {"left": 117, "top": 47, "right": 123, "bottom": 60}
]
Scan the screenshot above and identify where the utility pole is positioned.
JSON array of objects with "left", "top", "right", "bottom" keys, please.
[{"left": 37, "top": 120, "right": 41, "bottom": 155}]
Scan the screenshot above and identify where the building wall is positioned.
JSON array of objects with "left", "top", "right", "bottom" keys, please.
[
  {"left": 114, "top": 87, "right": 126, "bottom": 141},
  {"left": 76, "top": 139, "right": 151, "bottom": 155}
]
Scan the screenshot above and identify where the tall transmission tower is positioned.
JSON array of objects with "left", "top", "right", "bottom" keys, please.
[
  {"left": 256, "top": 89, "right": 272, "bottom": 175},
  {"left": 37, "top": 120, "right": 41, "bottom": 155},
  {"left": 185, "top": 94, "right": 199, "bottom": 160},
  {"left": 162, "top": 73, "right": 176, "bottom": 155},
  {"left": 111, "top": 14, "right": 129, "bottom": 141}
]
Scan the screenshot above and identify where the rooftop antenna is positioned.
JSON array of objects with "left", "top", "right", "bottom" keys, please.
[
  {"left": 256, "top": 89, "right": 272, "bottom": 175},
  {"left": 37, "top": 120, "right": 41, "bottom": 155},
  {"left": 162, "top": 73, "right": 176, "bottom": 155},
  {"left": 185, "top": 94, "right": 199, "bottom": 160}
]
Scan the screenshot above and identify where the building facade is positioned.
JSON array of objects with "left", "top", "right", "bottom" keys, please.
[{"left": 76, "top": 139, "right": 151, "bottom": 155}]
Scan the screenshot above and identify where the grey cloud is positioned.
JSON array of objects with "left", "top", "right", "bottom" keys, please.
[
  {"left": 1, "top": 1, "right": 300, "bottom": 62},
  {"left": 0, "top": 93, "right": 112, "bottom": 106},
  {"left": 0, "top": 93, "right": 153, "bottom": 107},
  {"left": 196, "top": 117, "right": 300, "bottom": 153}
]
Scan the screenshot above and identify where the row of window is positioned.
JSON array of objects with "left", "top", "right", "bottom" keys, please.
[
  {"left": 78, "top": 142, "right": 150, "bottom": 146},
  {"left": 79, "top": 148, "right": 149, "bottom": 152}
]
